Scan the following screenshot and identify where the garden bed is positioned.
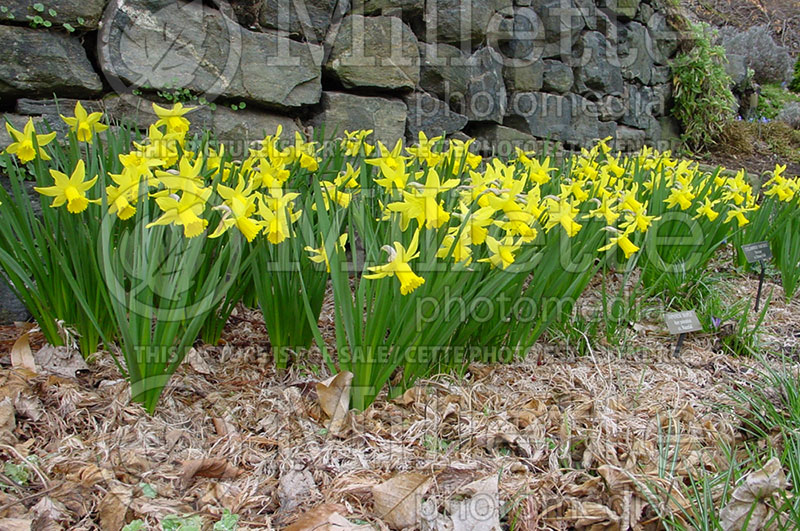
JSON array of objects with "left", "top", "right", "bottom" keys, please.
[
  {"left": 1, "top": 101, "right": 800, "bottom": 529},
  {"left": 0, "top": 268, "right": 798, "bottom": 530}
]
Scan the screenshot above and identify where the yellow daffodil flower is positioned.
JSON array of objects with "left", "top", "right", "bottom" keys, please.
[
  {"left": 288, "top": 132, "right": 319, "bottom": 171},
  {"left": 722, "top": 169, "right": 751, "bottom": 206},
  {"left": 725, "top": 204, "right": 757, "bottom": 227},
  {"left": 763, "top": 165, "right": 797, "bottom": 203},
  {"left": 316, "top": 180, "right": 353, "bottom": 211},
  {"left": 515, "top": 149, "right": 557, "bottom": 185},
  {"left": 152, "top": 102, "right": 195, "bottom": 136},
  {"left": 155, "top": 154, "right": 205, "bottom": 192},
  {"left": 335, "top": 163, "right": 361, "bottom": 189},
  {"left": 365, "top": 229, "right": 425, "bottom": 295},
  {"left": 603, "top": 155, "right": 626, "bottom": 179},
  {"left": 205, "top": 145, "right": 225, "bottom": 177},
  {"left": 210, "top": 178, "right": 262, "bottom": 242},
  {"left": 664, "top": 185, "right": 696, "bottom": 210},
  {"left": 367, "top": 140, "right": 408, "bottom": 191},
  {"left": 560, "top": 180, "right": 589, "bottom": 203},
  {"left": 437, "top": 225, "right": 473, "bottom": 265},
  {"left": 387, "top": 169, "right": 457, "bottom": 230},
  {"left": 34, "top": 159, "right": 97, "bottom": 214},
  {"left": 453, "top": 202, "right": 494, "bottom": 245},
  {"left": 464, "top": 168, "right": 496, "bottom": 207},
  {"left": 258, "top": 188, "right": 302, "bottom": 244},
  {"left": 305, "top": 234, "right": 348, "bottom": 272},
  {"left": 133, "top": 125, "right": 180, "bottom": 167},
  {"left": 4, "top": 118, "right": 56, "bottom": 163},
  {"left": 543, "top": 197, "right": 582, "bottom": 237},
  {"left": 620, "top": 201, "right": 659, "bottom": 233},
  {"left": 496, "top": 210, "right": 538, "bottom": 243},
  {"left": 598, "top": 227, "right": 639, "bottom": 259},
  {"left": 693, "top": 197, "right": 721, "bottom": 222},
  {"left": 617, "top": 183, "right": 643, "bottom": 212},
  {"left": 479, "top": 235, "right": 520, "bottom": 270},
  {"left": 119, "top": 149, "right": 164, "bottom": 185},
  {"left": 147, "top": 182, "right": 211, "bottom": 238},
  {"left": 585, "top": 195, "right": 619, "bottom": 225},
  {"left": 341, "top": 129, "right": 375, "bottom": 157},
  {"left": 106, "top": 168, "right": 141, "bottom": 220},
  {"left": 255, "top": 158, "right": 291, "bottom": 188},
  {"left": 405, "top": 131, "right": 445, "bottom": 167},
  {"left": 445, "top": 138, "right": 482, "bottom": 173},
  {"left": 61, "top": 101, "right": 108, "bottom": 143}
]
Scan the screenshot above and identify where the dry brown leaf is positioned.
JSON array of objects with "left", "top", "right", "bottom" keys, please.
[
  {"left": 186, "top": 347, "right": 211, "bottom": 375},
  {"left": 720, "top": 457, "right": 787, "bottom": 531},
  {"left": 392, "top": 386, "right": 425, "bottom": 406},
  {"left": 180, "top": 458, "right": 242, "bottom": 486},
  {"left": 97, "top": 485, "right": 133, "bottom": 531},
  {"left": 508, "top": 409, "right": 537, "bottom": 429},
  {"left": 31, "top": 497, "right": 66, "bottom": 521},
  {"left": 278, "top": 466, "right": 319, "bottom": 514},
  {"left": 10, "top": 333, "right": 37, "bottom": 374},
  {"left": 564, "top": 476, "right": 603, "bottom": 498},
  {"left": 372, "top": 471, "right": 432, "bottom": 530},
  {"left": 0, "top": 490, "right": 27, "bottom": 519},
  {"left": 14, "top": 395, "right": 43, "bottom": 422},
  {"left": 0, "top": 397, "right": 16, "bottom": 439},
  {"left": 128, "top": 497, "right": 195, "bottom": 522},
  {"left": 44, "top": 482, "right": 93, "bottom": 520},
  {"left": 0, "top": 518, "right": 33, "bottom": 531},
  {"left": 284, "top": 503, "right": 346, "bottom": 531},
  {"left": 67, "top": 464, "right": 114, "bottom": 488},
  {"left": 0, "top": 372, "right": 29, "bottom": 402},
  {"left": 165, "top": 429, "right": 186, "bottom": 450},
  {"left": 597, "top": 464, "right": 634, "bottom": 492},
  {"left": 316, "top": 371, "right": 353, "bottom": 436},
  {"left": 473, "top": 418, "right": 532, "bottom": 457},
  {"left": 509, "top": 398, "right": 547, "bottom": 429},
  {"left": 447, "top": 475, "right": 502, "bottom": 531},
  {"left": 564, "top": 501, "right": 620, "bottom": 527},
  {"left": 327, "top": 513, "right": 373, "bottom": 530},
  {"left": 467, "top": 364, "right": 493, "bottom": 379},
  {"left": 283, "top": 503, "right": 372, "bottom": 531},
  {"left": 212, "top": 417, "right": 237, "bottom": 437},
  {"left": 33, "top": 345, "right": 87, "bottom": 379},
  {"left": 31, "top": 496, "right": 67, "bottom": 530}
]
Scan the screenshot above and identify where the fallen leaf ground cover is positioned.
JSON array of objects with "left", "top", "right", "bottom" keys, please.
[{"left": 0, "top": 263, "right": 797, "bottom": 530}]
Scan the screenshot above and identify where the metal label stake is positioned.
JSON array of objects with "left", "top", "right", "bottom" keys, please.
[
  {"left": 755, "top": 259, "right": 766, "bottom": 312},
  {"left": 742, "top": 242, "right": 772, "bottom": 312},
  {"left": 673, "top": 333, "right": 686, "bottom": 357}
]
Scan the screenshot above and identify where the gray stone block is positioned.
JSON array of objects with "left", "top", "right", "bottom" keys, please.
[
  {"left": 0, "top": 26, "right": 102, "bottom": 98},
  {"left": 307, "top": 92, "right": 407, "bottom": 146},
  {"left": 326, "top": 14, "right": 420, "bottom": 90}
]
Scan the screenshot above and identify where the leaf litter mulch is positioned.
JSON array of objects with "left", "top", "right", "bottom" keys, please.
[{"left": 0, "top": 271, "right": 798, "bottom": 530}]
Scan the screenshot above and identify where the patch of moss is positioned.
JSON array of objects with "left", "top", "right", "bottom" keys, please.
[{"left": 756, "top": 83, "right": 800, "bottom": 119}]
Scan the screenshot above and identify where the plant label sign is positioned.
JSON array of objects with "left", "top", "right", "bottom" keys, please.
[
  {"left": 741, "top": 241, "right": 772, "bottom": 311},
  {"left": 665, "top": 310, "right": 702, "bottom": 335},
  {"left": 742, "top": 241, "right": 772, "bottom": 263}
]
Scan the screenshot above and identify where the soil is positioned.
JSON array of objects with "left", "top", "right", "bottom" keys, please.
[
  {"left": 684, "top": 0, "right": 800, "bottom": 54},
  {"left": 699, "top": 149, "right": 800, "bottom": 178}
]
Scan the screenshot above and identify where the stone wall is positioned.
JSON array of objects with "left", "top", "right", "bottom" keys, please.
[
  {"left": 0, "top": 0, "right": 682, "bottom": 157},
  {"left": 0, "top": 0, "right": 682, "bottom": 323}
]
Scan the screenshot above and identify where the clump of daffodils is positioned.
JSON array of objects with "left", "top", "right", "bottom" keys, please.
[{"left": 5, "top": 101, "right": 800, "bottom": 299}]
